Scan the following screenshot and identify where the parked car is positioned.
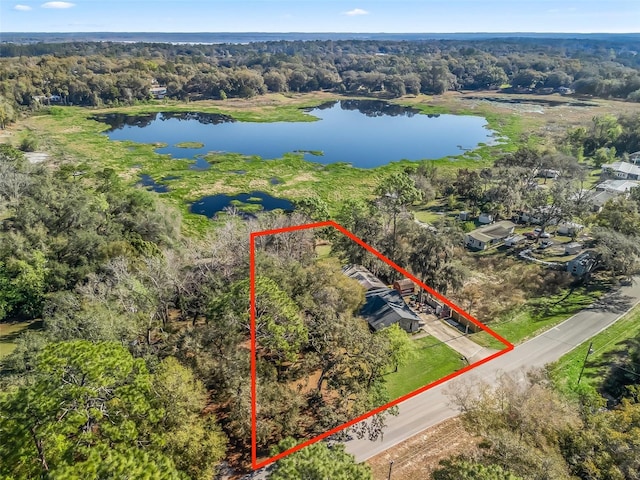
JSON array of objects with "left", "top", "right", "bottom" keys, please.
[
  {"left": 538, "top": 240, "right": 554, "bottom": 249},
  {"left": 533, "top": 228, "right": 551, "bottom": 238}
]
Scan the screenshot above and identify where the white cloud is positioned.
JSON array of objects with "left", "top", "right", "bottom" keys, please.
[
  {"left": 41, "top": 1, "right": 75, "bottom": 8},
  {"left": 14, "top": 4, "right": 33, "bottom": 10},
  {"left": 343, "top": 8, "right": 369, "bottom": 16}
]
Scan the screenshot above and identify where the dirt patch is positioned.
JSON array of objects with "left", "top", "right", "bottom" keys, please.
[{"left": 367, "top": 416, "right": 478, "bottom": 480}]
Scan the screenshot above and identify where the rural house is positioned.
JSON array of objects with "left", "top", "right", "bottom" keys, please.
[
  {"left": 360, "top": 288, "right": 422, "bottom": 333},
  {"left": 342, "top": 265, "right": 422, "bottom": 333},
  {"left": 596, "top": 179, "right": 640, "bottom": 194},
  {"left": 601, "top": 161, "right": 640, "bottom": 180},
  {"left": 465, "top": 220, "right": 516, "bottom": 250}
]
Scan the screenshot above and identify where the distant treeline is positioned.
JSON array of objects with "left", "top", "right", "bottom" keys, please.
[{"left": 1, "top": 38, "right": 640, "bottom": 108}]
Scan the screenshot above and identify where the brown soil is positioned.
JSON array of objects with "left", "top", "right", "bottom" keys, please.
[{"left": 366, "top": 416, "right": 479, "bottom": 480}]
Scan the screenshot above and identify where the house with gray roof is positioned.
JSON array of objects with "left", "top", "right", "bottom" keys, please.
[
  {"left": 601, "top": 161, "right": 640, "bottom": 180},
  {"left": 360, "top": 288, "right": 422, "bottom": 333},
  {"left": 595, "top": 179, "right": 640, "bottom": 194},
  {"left": 464, "top": 220, "right": 516, "bottom": 250},
  {"left": 342, "top": 264, "right": 387, "bottom": 291}
]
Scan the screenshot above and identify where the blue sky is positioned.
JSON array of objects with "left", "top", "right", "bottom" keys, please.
[{"left": 3, "top": 0, "right": 639, "bottom": 33}]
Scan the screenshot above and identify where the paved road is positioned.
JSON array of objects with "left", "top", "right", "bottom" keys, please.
[{"left": 346, "top": 279, "right": 640, "bottom": 462}]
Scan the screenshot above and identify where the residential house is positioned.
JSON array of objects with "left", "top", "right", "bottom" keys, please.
[
  {"left": 595, "top": 179, "right": 640, "bottom": 194},
  {"left": 342, "top": 264, "right": 387, "bottom": 291},
  {"left": 567, "top": 251, "right": 597, "bottom": 276},
  {"left": 465, "top": 220, "right": 516, "bottom": 250},
  {"left": 629, "top": 151, "right": 640, "bottom": 165},
  {"left": 360, "top": 288, "right": 422, "bottom": 333},
  {"left": 585, "top": 189, "right": 618, "bottom": 212},
  {"left": 601, "top": 161, "right": 640, "bottom": 180}
]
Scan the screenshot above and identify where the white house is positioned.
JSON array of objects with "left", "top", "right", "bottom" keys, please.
[
  {"left": 601, "top": 161, "right": 640, "bottom": 180},
  {"left": 465, "top": 221, "right": 516, "bottom": 250},
  {"left": 595, "top": 179, "right": 640, "bottom": 194}
]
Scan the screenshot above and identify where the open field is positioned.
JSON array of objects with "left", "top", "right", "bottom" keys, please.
[
  {"left": 471, "top": 281, "right": 610, "bottom": 349},
  {"left": 367, "top": 416, "right": 477, "bottom": 480},
  {"left": 384, "top": 335, "right": 465, "bottom": 400},
  {"left": 549, "top": 303, "right": 640, "bottom": 398}
]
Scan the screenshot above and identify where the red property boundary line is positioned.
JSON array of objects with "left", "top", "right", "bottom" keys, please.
[{"left": 250, "top": 220, "right": 514, "bottom": 470}]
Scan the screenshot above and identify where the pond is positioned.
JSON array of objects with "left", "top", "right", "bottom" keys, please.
[
  {"left": 94, "top": 100, "right": 496, "bottom": 168},
  {"left": 190, "top": 191, "right": 295, "bottom": 219}
]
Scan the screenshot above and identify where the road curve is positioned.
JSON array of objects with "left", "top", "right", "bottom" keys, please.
[{"left": 345, "top": 279, "right": 640, "bottom": 462}]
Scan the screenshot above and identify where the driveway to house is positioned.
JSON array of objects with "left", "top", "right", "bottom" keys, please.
[
  {"left": 345, "top": 278, "right": 640, "bottom": 462},
  {"left": 415, "top": 314, "right": 498, "bottom": 363}
]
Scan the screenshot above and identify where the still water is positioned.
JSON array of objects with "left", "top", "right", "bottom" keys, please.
[{"left": 95, "top": 100, "right": 496, "bottom": 168}]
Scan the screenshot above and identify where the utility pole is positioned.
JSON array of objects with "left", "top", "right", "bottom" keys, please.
[
  {"left": 577, "top": 341, "right": 594, "bottom": 385},
  {"left": 387, "top": 460, "right": 394, "bottom": 480}
]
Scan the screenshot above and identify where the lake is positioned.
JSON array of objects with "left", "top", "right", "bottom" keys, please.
[
  {"left": 94, "top": 100, "right": 496, "bottom": 168},
  {"left": 190, "top": 191, "right": 295, "bottom": 218}
]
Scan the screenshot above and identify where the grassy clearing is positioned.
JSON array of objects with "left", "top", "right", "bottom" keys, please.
[
  {"left": 384, "top": 335, "right": 466, "bottom": 400},
  {"left": 549, "top": 304, "right": 640, "bottom": 398},
  {"left": 470, "top": 282, "right": 610, "bottom": 349}
]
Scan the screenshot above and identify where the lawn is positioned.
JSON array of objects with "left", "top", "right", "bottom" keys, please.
[
  {"left": 549, "top": 304, "right": 640, "bottom": 398},
  {"left": 470, "top": 282, "right": 610, "bottom": 349},
  {"left": 384, "top": 335, "right": 466, "bottom": 401}
]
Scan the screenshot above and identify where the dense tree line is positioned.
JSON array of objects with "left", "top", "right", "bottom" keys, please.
[
  {"left": 0, "top": 145, "right": 421, "bottom": 476},
  {"left": 2, "top": 37, "right": 640, "bottom": 115},
  {"left": 436, "top": 368, "right": 640, "bottom": 479}
]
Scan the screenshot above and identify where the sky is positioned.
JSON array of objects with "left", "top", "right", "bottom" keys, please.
[{"left": 2, "top": 0, "right": 640, "bottom": 33}]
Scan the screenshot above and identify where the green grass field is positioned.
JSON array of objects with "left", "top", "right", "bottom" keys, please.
[
  {"left": 549, "top": 304, "right": 640, "bottom": 398},
  {"left": 471, "top": 282, "right": 610, "bottom": 349},
  {"left": 384, "top": 335, "right": 466, "bottom": 400}
]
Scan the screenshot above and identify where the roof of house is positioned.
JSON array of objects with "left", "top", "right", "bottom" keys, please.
[
  {"left": 602, "top": 161, "right": 640, "bottom": 177},
  {"left": 360, "top": 288, "right": 422, "bottom": 331},
  {"left": 596, "top": 179, "right": 640, "bottom": 193},
  {"left": 586, "top": 189, "right": 618, "bottom": 207},
  {"left": 342, "top": 264, "right": 387, "bottom": 291},
  {"left": 467, "top": 220, "right": 516, "bottom": 244}
]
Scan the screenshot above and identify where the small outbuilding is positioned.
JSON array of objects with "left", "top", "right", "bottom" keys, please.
[
  {"left": 504, "top": 235, "right": 527, "bottom": 247},
  {"left": 567, "top": 251, "right": 597, "bottom": 276},
  {"left": 393, "top": 278, "right": 415, "bottom": 296},
  {"left": 478, "top": 213, "right": 494, "bottom": 224},
  {"left": 564, "top": 242, "right": 582, "bottom": 255}
]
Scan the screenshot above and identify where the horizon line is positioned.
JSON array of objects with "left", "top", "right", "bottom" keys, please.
[{"left": 4, "top": 31, "right": 640, "bottom": 35}]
